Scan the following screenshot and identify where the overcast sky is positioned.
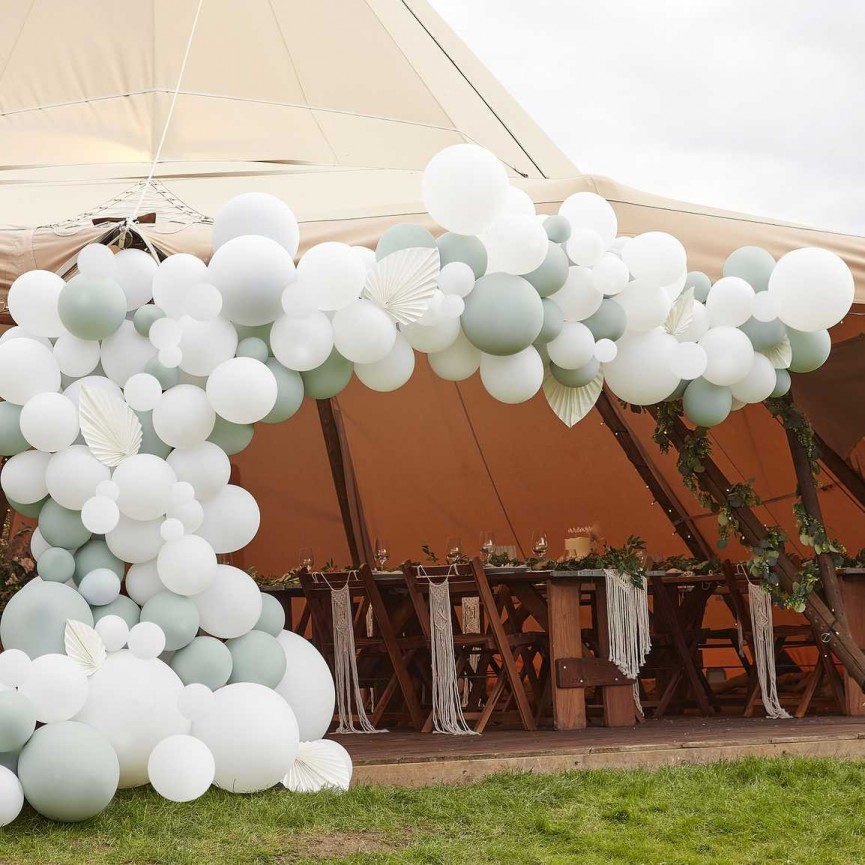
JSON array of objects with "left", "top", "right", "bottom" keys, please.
[{"left": 429, "top": 0, "right": 865, "bottom": 236}]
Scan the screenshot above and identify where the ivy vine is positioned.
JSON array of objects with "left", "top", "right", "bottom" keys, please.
[{"left": 766, "top": 396, "right": 821, "bottom": 478}]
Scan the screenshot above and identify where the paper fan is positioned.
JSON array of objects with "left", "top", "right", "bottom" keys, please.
[
  {"left": 283, "top": 739, "right": 353, "bottom": 793},
  {"left": 64, "top": 619, "right": 106, "bottom": 676},
  {"left": 79, "top": 385, "right": 142, "bottom": 466},
  {"left": 363, "top": 246, "right": 440, "bottom": 325},
  {"left": 664, "top": 287, "right": 694, "bottom": 338},
  {"left": 762, "top": 337, "right": 792, "bottom": 370},
  {"left": 543, "top": 371, "right": 603, "bottom": 428}
]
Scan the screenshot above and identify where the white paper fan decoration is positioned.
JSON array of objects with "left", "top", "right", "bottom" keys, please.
[
  {"left": 664, "top": 287, "right": 694, "bottom": 337},
  {"left": 64, "top": 619, "right": 106, "bottom": 676},
  {"left": 363, "top": 247, "right": 440, "bottom": 325},
  {"left": 79, "top": 385, "right": 142, "bottom": 466},
  {"left": 283, "top": 739, "right": 353, "bottom": 793},
  {"left": 762, "top": 337, "right": 793, "bottom": 370},
  {"left": 543, "top": 372, "right": 603, "bottom": 428}
]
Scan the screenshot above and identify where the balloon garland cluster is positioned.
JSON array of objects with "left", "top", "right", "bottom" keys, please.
[{"left": 0, "top": 143, "right": 855, "bottom": 825}]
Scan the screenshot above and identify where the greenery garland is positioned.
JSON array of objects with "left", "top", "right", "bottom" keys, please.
[{"left": 766, "top": 396, "right": 821, "bottom": 478}]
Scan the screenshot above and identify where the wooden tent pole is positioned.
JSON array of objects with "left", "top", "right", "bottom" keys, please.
[
  {"left": 595, "top": 391, "right": 715, "bottom": 561},
  {"left": 812, "top": 432, "right": 865, "bottom": 514}
]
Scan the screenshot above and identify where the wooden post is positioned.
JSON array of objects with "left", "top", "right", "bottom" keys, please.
[{"left": 812, "top": 431, "right": 865, "bottom": 515}]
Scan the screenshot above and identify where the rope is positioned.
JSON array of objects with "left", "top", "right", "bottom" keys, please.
[
  {"left": 603, "top": 569, "right": 651, "bottom": 712},
  {"left": 747, "top": 582, "right": 791, "bottom": 719}
]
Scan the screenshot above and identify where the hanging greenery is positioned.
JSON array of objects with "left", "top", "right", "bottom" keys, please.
[{"left": 766, "top": 396, "right": 822, "bottom": 478}]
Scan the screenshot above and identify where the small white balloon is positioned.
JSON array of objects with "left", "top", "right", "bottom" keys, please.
[
  {"left": 212, "top": 192, "right": 300, "bottom": 256},
  {"left": 440, "top": 294, "right": 465, "bottom": 318},
  {"left": 96, "top": 480, "right": 120, "bottom": 501},
  {"left": 731, "top": 352, "right": 777, "bottom": 403},
  {"left": 178, "top": 315, "right": 239, "bottom": 377},
  {"left": 95, "top": 615, "right": 130, "bottom": 652},
  {"left": 158, "top": 346, "right": 183, "bottom": 368},
  {"left": 123, "top": 373, "right": 163, "bottom": 411},
  {"left": 332, "top": 299, "right": 397, "bottom": 364},
  {"left": 1, "top": 449, "right": 51, "bottom": 504},
  {"left": 706, "top": 277, "right": 755, "bottom": 328},
  {"left": 296, "top": 242, "right": 366, "bottom": 312},
  {"left": 0, "top": 338, "right": 61, "bottom": 406},
  {"left": 752, "top": 291, "right": 781, "bottom": 323},
  {"left": 566, "top": 229, "right": 605, "bottom": 267},
  {"left": 113, "top": 453, "right": 177, "bottom": 521},
  {"left": 0, "top": 649, "right": 32, "bottom": 687},
  {"left": 270, "top": 312, "right": 334, "bottom": 371},
  {"left": 170, "top": 481, "right": 196, "bottom": 507},
  {"left": 184, "top": 283, "right": 223, "bottom": 321},
  {"left": 558, "top": 192, "right": 618, "bottom": 247},
  {"left": 7, "top": 271, "right": 66, "bottom": 338},
  {"left": 281, "top": 282, "right": 318, "bottom": 318},
  {"left": 152, "top": 384, "right": 216, "bottom": 449},
  {"left": 196, "top": 485, "right": 260, "bottom": 554},
  {"left": 0, "top": 766, "right": 24, "bottom": 827},
  {"left": 670, "top": 341, "right": 708, "bottom": 380},
  {"left": 127, "top": 622, "right": 167, "bottom": 660},
  {"left": 46, "top": 445, "right": 111, "bottom": 510},
  {"left": 149, "top": 317, "right": 183, "bottom": 350},
  {"left": 53, "top": 333, "right": 100, "bottom": 377},
  {"left": 613, "top": 280, "right": 672, "bottom": 332},
  {"left": 106, "top": 514, "right": 165, "bottom": 564},
  {"left": 177, "top": 683, "right": 216, "bottom": 722},
  {"left": 480, "top": 347, "right": 544, "bottom": 404},
  {"left": 428, "top": 330, "right": 481, "bottom": 381},
  {"left": 19, "top": 392, "right": 79, "bottom": 452},
  {"left": 206, "top": 357, "right": 278, "bottom": 424},
  {"left": 166, "top": 442, "right": 231, "bottom": 501},
  {"left": 547, "top": 322, "right": 595, "bottom": 370},
  {"left": 622, "top": 232, "right": 687, "bottom": 285},
  {"left": 19, "top": 653, "right": 88, "bottom": 722},
  {"left": 114, "top": 249, "right": 157, "bottom": 310},
  {"left": 351, "top": 245, "right": 377, "bottom": 273},
  {"left": 81, "top": 495, "right": 121, "bottom": 534},
  {"left": 354, "top": 333, "right": 415, "bottom": 392},
  {"left": 157, "top": 534, "right": 218, "bottom": 596},
  {"left": 591, "top": 253, "right": 630, "bottom": 296},
  {"left": 152, "top": 254, "right": 210, "bottom": 320},
  {"left": 437, "top": 261, "right": 475, "bottom": 298},
  {"left": 160, "top": 517, "right": 186, "bottom": 543},
  {"left": 401, "top": 317, "right": 461, "bottom": 354},
  {"left": 700, "top": 326, "right": 755, "bottom": 387},
  {"left": 77, "top": 244, "right": 116, "bottom": 280},
  {"left": 548, "top": 267, "right": 603, "bottom": 321},
  {"left": 484, "top": 214, "right": 549, "bottom": 275},
  {"left": 594, "top": 338, "right": 618, "bottom": 363}
]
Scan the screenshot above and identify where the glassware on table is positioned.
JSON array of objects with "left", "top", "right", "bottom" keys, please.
[
  {"left": 299, "top": 547, "right": 314, "bottom": 571},
  {"left": 446, "top": 536, "right": 462, "bottom": 565},
  {"left": 374, "top": 538, "right": 389, "bottom": 572},
  {"left": 479, "top": 530, "right": 495, "bottom": 564},
  {"left": 531, "top": 530, "right": 549, "bottom": 560}
]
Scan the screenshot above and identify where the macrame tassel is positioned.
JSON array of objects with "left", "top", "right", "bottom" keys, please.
[
  {"left": 460, "top": 595, "right": 481, "bottom": 706},
  {"left": 747, "top": 582, "right": 791, "bottom": 719},
  {"left": 330, "top": 583, "right": 386, "bottom": 734},
  {"left": 428, "top": 578, "right": 478, "bottom": 735}
]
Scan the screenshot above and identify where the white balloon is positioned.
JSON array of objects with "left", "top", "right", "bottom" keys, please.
[
  {"left": 63, "top": 374, "right": 122, "bottom": 408},
  {"left": 184, "top": 283, "right": 223, "bottom": 321},
  {"left": 126, "top": 559, "right": 164, "bottom": 606},
  {"left": 113, "top": 249, "right": 157, "bottom": 310},
  {"left": 503, "top": 186, "right": 536, "bottom": 216},
  {"left": 768, "top": 248, "right": 854, "bottom": 332},
  {"left": 0, "top": 649, "right": 32, "bottom": 687},
  {"left": 77, "top": 244, "right": 116, "bottom": 280},
  {"left": 149, "top": 317, "right": 183, "bottom": 350},
  {"left": 613, "top": 280, "right": 672, "bottom": 332},
  {"left": 192, "top": 564, "right": 263, "bottom": 639},
  {"left": 480, "top": 347, "right": 544, "bottom": 404},
  {"left": 401, "top": 316, "right": 461, "bottom": 353},
  {"left": 157, "top": 534, "right": 217, "bottom": 596},
  {"left": 422, "top": 144, "right": 509, "bottom": 235},
  {"left": 169, "top": 481, "right": 196, "bottom": 507},
  {"left": 158, "top": 345, "right": 183, "bottom": 369},
  {"left": 270, "top": 312, "right": 334, "bottom": 371},
  {"left": 623, "top": 232, "right": 687, "bottom": 285},
  {"left": 95, "top": 615, "right": 129, "bottom": 652},
  {"left": 127, "top": 623, "right": 166, "bottom": 661},
  {"left": 208, "top": 235, "right": 296, "bottom": 326},
  {"left": 45, "top": 445, "right": 111, "bottom": 510},
  {"left": 166, "top": 442, "right": 231, "bottom": 502},
  {"left": 296, "top": 242, "right": 366, "bottom": 312},
  {"left": 280, "top": 282, "right": 318, "bottom": 318},
  {"left": 101, "top": 319, "right": 160, "bottom": 387},
  {"left": 148, "top": 734, "right": 215, "bottom": 802},
  {"left": 415, "top": 290, "right": 445, "bottom": 327},
  {"left": 19, "top": 392, "right": 78, "bottom": 452},
  {"left": 0, "top": 765, "right": 24, "bottom": 827},
  {"left": 670, "top": 341, "right": 708, "bottom": 380},
  {"left": 196, "top": 485, "right": 260, "bottom": 554},
  {"left": 79, "top": 568, "right": 121, "bottom": 606},
  {"left": 177, "top": 315, "right": 239, "bottom": 377},
  {"left": 675, "top": 300, "right": 710, "bottom": 343},
  {"left": 355, "top": 333, "right": 415, "bottom": 392},
  {"left": 124, "top": 373, "right": 163, "bottom": 411},
  {"left": 699, "top": 326, "right": 755, "bottom": 386},
  {"left": 160, "top": 517, "right": 185, "bottom": 543},
  {"left": 440, "top": 294, "right": 465, "bottom": 318},
  {"left": 53, "top": 333, "right": 100, "bottom": 377},
  {"left": 20, "top": 653, "right": 88, "bottom": 722},
  {"left": 274, "top": 630, "right": 336, "bottom": 741},
  {"left": 96, "top": 480, "right": 120, "bottom": 501},
  {"left": 0, "top": 327, "right": 53, "bottom": 348},
  {"left": 152, "top": 254, "right": 209, "bottom": 320},
  {"left": 206, "top": 357, "right": 277, "bottom": 424},
  {"left": 0, "top": 338, "right": 61, "bottom": 405},
  {"left": 352, "top": 245, "right": 377, "bottom": 273},
  {"left": 566, "top": 229, "right": 605, "bottom": 267},
  {"left": 753, "top": 291, "right": 782, "bottom": 323},
  {"left": 438, "top": 261, "right": 476, "bottom": 298},
  {"left": 594, "top": 338, "right": 618, "bottom": 363},
  {"left": 113, "top": 454, "right": 177, "bottom": 521},
  {"left": 548, "top": 267, "right": 603, "bottom": 321},
  {"left": 31, "top": 528, "right": 50, "bottom": 561},
  {"left": 731, "top": 352, "right": 777, "bottom": 403},
  {"left": 152, "top": 384, "right": 215, "bottom": 449},
  {"left": 547, "top": 322, "right": 595, "bottom": 370},
  {"left": 81, "top": 495, "right": 121, "bottom": 534},
  {"left": 603, "top": 329, "right": 680, "bottom": 405},
  {"left": 1, "top": 450, "right": 51, "bottom": 504},
  {"left": 169, "top": 499, "right": 205, "bottom": 534},
  {"left": 558, "top": 192, "right": 617, "bottom": 247},
  {"left": 332, "top": 299, "right": 397, "bottom": 364},
  {"left": 591, "top": 254, "right": 630, "bottom": 296},
  {"left": 428, "top": 330, "right": 481, "bottom": 381},
  {"left": 706, "top": 277, "right": 755, "bottom": 328},
  {"left": 7, "top": 270, "right": 66, "bottom": 337},
  {"left": 106, "top": 514, "right": 164, "bottom": 564},
  {"left": 483, "top": 214, "right": 548, "bottom": 275},
  {"left": 213, "top": 192, "right": 300, "bottom": 256},
  {"left": 177, "top": 683, "right": 215, "bottom": 722}
]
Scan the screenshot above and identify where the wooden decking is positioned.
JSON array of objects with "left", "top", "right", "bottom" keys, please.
[{"left": 344, "top": 716, "right": 865, "bottom": 786}]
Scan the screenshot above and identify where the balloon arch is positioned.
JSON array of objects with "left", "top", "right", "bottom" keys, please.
[{"left": 0, "top": 144, "right": 854, "bottom": 824}]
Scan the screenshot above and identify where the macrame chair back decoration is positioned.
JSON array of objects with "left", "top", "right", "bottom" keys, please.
[{"left": 747, "top": 580, "right": 791, "bottom": 719}]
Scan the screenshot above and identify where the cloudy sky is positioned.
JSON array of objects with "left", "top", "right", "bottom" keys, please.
[{"left": 429, "top": 0, "right": 865, "bottom": 236}]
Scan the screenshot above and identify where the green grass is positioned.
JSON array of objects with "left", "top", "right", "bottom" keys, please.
[{"left": 3, "top": 758, "right": 865, "bottom": 864}]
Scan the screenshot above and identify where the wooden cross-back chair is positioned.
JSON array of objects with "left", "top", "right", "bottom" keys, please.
[
  {"left": 400, "top": 557, "right": 545, "bottom": 732},
  {"left": 297, "top": 565, "right": 426, "bottom": 730}
]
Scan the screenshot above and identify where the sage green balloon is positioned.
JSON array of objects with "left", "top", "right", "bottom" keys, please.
[
  {"left": 685, "top": 271, "right": 712, "bottom": 303},
  {"left": 234, "top": 323, "right": 273, "bottom": 346},
  {"left": 143, "top": 358, "right": 179, "bottom": 390},
  {"left": 524, "top": 242, "right": 570, "bottom": 298},
  {"left": 262, "top": 358, "right": 304, "bottom": 424},
  {"left": 8, "top": 496, "right": 46, "bottom": 519},
  {"left": 723, "top": 246, "right": 775, "bottom": 292},
  {"left": 461, "top": 273, "right": 544, "bottom": 356},
  {"left": 37, "top": 547, "right": 76, "bottom": 583},
  {"left": 136, "top": 410, "right": 172, "bottom": 459},
  {"left": 133, "top": 304, "right": 165, "bottom": 337},
  {"left": 91, "top": 594, "right": 141, "bottom": 628},
  {"left": 171, "top": 635, "right": 233, "bottom": 689},
  {"left": 254, "top": 593, "right": 286, "bottom": 637},
  {"left": 39, "top": 499, "right": 91, "bottom": 550},
  {"left": 583, "top": 298, "right": 628, "bottom": 341},
  {"left": 301, "top": 349, "right": 354, "bottom": 399},
  {"left": 376, "top": 224, "right": 436, "bottom": 260},
  {"left": 0, "top": 579, "right": 93, "bottom": 657},
  {"left": 208, "top": 416, "right": 254, "bottom": 456},
  {"left": 236, "top": 337, "right": 270, "bottom": 363},
  {"left": 0, "top": 402, "right": 29, "bottom": 456},
  {"left": 740, "top": 316, "right": 786, "bottom": 351},
  {"left": 543, "top": 215, "right": 571, "bottom": 244},
  {"left": 0, "top": 691, "right": 37, "bottom": 752},
  {"left": 536, "top": 298, "right": 564, "bottom": 344},
  {"left": 0, "top": 748, "right": 19, "bottom": 773},
  {"left": 534, "top": 341, "right": 550, "bottom": 366},
  {"left": 226, "top": 630, "right": 287, "bottom": 688},
  {"left": 140, "top": 591, "right": 200, "bottom": 651},
  {"left": 73, "top": 539, "right": 124, "bottom": 586},
  {"left": 18, "top": 721, "right": 119, "bottom": 822},
  {"left": 437, "top": 232, "right": 487, "bottom": 279},
  {"left": 788, "top": 328, "right": 831, "bottom": 373},
  {"left": 551, "top": 358, "right": 600, "bottom": 388},
  {"left": 772, "top": 368, "right": 792, "bottom": 398},
  {"left": 683, "top": 378, "right": 732, "bottom": 428},
  {"left": 664, "top": 380, "right": 688, "bottom": 402},
  {"left": 58, "top": 274, "right": 126, "bottom": 340}
]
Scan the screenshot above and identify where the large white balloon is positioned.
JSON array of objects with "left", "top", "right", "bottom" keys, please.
[
  {"left": 401, "top": 316, "right": 461, "bottom": 353},
  {"left": 19, "top": 653, "right": 88, "bottom": 723},
  {"left": 196, "top": 485, "right": 260, "bottom": 554},
  {"left": 1, "top": 450, "right": 51, "bottom": 504},
  {"left": 213, "top": 192, "right": 300, "bottom": 256},
  {"left": 480, "top": 347, "right": 544, "bottom": 404},
  {"left": 53, "top": 333, "right": 101, "bottom": 378},
  {"left": 354, "top": 333, "right": 415, "bottom": 392},
  {"left": 206, "top": 357, "right": 278, "bottom": 424},
  {"left": 100, "top": 320, "right": 158, "bottom": 386},
  {"left": 699, "top": 326, "right": 755, "bottom": 387},
  {"left": 548, "top": 267, "right": 603, "bottom": 322},
  {"left": 332, "top": 299, "right": 397, "bottom": 364},
  {"left": 270, "top": 312, "right": 335, "bottom": 372},
  {"left": 731, "top": 352, "right": 777, "bottom": 403},
  {"left": 428, "top": 330, "right": 481, "bottom": 381},
  {"left": 106, "top": 514, "right": 165, "bottom": 564},
  {"left": 148, "top": 734, "right": 215, "bottom": 802},
  {"left": 177, "top": 315, "right": 239, "bottom": 377},
  {"left": 193, "top": 564, "right": 263, "bottom": 639},
  {"left": 20, "top": 393, "right": 79, "bottom": 452},
  {"left": 706, "top": 277, "right": 755, "bottom": 328},
  {"left": 558, "top": 192, "right": 617, "bottom": 247},
  {"left": 152, "top": 384, "right": 215, "bottom": 449},
  {"left": 157, "top": 535, "right": 217, "bottom": 596},
  {"left": 613, "top": 280, "right": 672, "bottom": 332},
  {"left": 603, "top": 329, "right": 680, "bottom": 405},
  {"left": 152, "top": 254, "right": 209, "bottom": 320},
  {"left": 8, "top": 271, "right": 66, "bottom": 338},
  {"left": 0, "top": 338, "right": 61, "bottom": 405},
  {"left": 113, "top": 249, "right": 157, "bottom": 310},
  {"left": 112, "top": 454, "right": 177, "bottom": 521},
  {"left": 591, "top": 254, "right": 630, "bottom": 296},
  {"left": 45, "top": 445, "right": 111, "bottom": 510},
  {"left": 296, "top": 242, "right": 366, "bottom": 312},
  {"left": 670, "top": 341, "right": 708, "bottom": 380},
  {"left": 547, "top": 322, "right": 595, "bottom": 370},
  {"left": 622, "top": 232, "right": 687, "bottom": 285},
  {"left": 166, "top": 442, "right": 231, "bottom": 501},
  {"left": 483, "top": 214, "right": 549, "bottom": 275}
]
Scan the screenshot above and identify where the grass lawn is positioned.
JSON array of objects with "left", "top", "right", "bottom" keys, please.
[{"left": 2, "top": 757, "right": 865, "bottom": 864}]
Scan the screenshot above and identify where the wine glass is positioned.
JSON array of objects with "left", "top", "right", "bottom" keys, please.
[
  {"left": 374, "top": 538, "right": 389, "bottom": 572},
  {"left": 479, "top": 530, "right": 495, "bottom": 564},
  {"left": 299, "top": 547, "right": 314, "bottom": 571},
  {"left": 446, "top": 536, "right": 462, "bottom": 565},
  {"left": 531, "top": 530, "right": 549, "bottom": 560}
]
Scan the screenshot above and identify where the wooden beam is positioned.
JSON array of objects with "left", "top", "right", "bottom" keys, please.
[
  {"left": 595, "top": 391, "right": 715, "bottom": 561},
  {"left": 814, "top": 431, "right": 865, "bottom": 514}
]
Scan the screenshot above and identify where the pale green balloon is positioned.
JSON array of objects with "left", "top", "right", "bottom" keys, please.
[
  {"left": 551, "top": 358, "right": 600, "bottom": 388},
  {"left": 0, "top": 691, "right": 37, "bottom": 752},
  {"left": 234, "top": 323, "right": 273, "bottom": 346},
  {"left": 461, "top": 273, "right": 544, "bottom": 356},
  {"left": 171, "top": 635, "right": 233, "bottom": 689},
  {"left": 771, "top": 368, "right": 792, "bottom": 398},
  {"left": 788, "top": 328, "right": 831, "bottom": 373},
  {"left": 73, "top": 539, "right": 125, "bottom": 586},
  {"left": 133, "top": 304, "right": 165, "bottom": 337},
  {"left": 58, "top": 274, "right": 126, "bottom": 340},
  {"left": 236, "top": 337, "right": 269, "bottom": 363},
  {"left": 262, "top": 358, "right": 304, "bottom": 424},
  {"left": 37, "top": 547, "right": 76, "bottom": 583},
  {"left": 0, "top": 579, "right": 94, "bottom": 657},
  {"left": 685, "top": 271, "right": 712, "bottom": 303},
  {"left": 583, "top": 298, "right": 627, "bottom": 341},
  {"left": 665, "top": 380, "right": 688, "bottom": 402},
  {"left": 376, "top": 223, "right": 437, "bottom": 260},
  {"left": 534, "top": 341, "right": 551, "bottom": 366},
  {"left": 536, "top": 299, "right": 564, "bottom": 344},
  {"left": 140, "top": 591, "right": 200, "bottom": 651},
  {"left": 136, "top": 410, "right": 172, "bottom": 459},
  {"left": 437, "top": 232, "right": 487, "bottom": 279},
  {"left": 143, "top": 358, "right": 179, "bottom": 390},
  {"left": 7, "top": 497, "right": 47, "bottom": 519},
  {"left": 301, "top": 349, "right": 354, "bottom": 399},
  {"left": 254, "top": 593, "right": 286, "bottom": 637},
  {"left": 18, "top": 721, "right": 119, "bottom": 822},
  {"left": 740, "top": 316, "right": 786, "bottom": 351},
  {"left": 0, "top": 402, "right": 29, "bottom": 456},
  {"left": 683, "top": 378, "right": 732, "bottom": 427},
  {"left": 38, "top": 499, "right": 92, "bottom": 550},
  {"left": 723, "top": 246, "right": 775, "bottom": 292},
  {"left": 226, "top": 630, "right": 287, "bottom": 688},
  {"left": 0, "top": 748, "right": 19, "bottom": 773},
  {"left": 543, "top": 215, "right": 571, "bottom": 244},
  {"left": 91, "top": 594, "right": 141, "bottom": 628},
  {"left": 208, "top": 416, "right": 255, "bottom": 456},
  {"left": 524, "top": 242, "right": 570, "bottom": 298}
]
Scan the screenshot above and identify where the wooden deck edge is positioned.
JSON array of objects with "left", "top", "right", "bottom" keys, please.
[{"left": 351, "top": 737, "right": 865, "bottom": 788}]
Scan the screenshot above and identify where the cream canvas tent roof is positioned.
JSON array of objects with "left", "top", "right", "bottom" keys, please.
[{"left": 1, "top": 0, "right": 864, "bottom": 574}]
